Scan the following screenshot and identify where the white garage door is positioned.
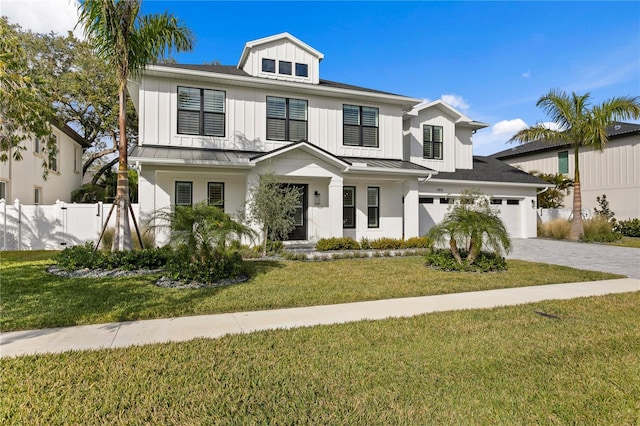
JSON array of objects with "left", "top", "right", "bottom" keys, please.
[{"left": 497, "top": 199, "right": 523, "bottom": 238}]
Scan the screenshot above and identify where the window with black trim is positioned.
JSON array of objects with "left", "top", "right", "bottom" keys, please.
[
  {"left": 295, "top": 63, "right": 308, "bottom": 77},
  {"left": 507, "top": 199, "right": 520, "bottom": 205},
  {"left": 175, "top": 181, "right": 193, "bottom": 206},
  {"left": 266, "top": 96, "right": 308, "bottom": 141},
  {"left": 279, "top": 61, "right": 292, "bottom": 75},
  {"left": 419, "top": 197, "right": 434, "bottom": 204},
  {"left": 491, "top": 199, "right": 503, "bottom": 205},
  {"left": 177, "top": 86, "right": 225, "bottom": 137},
  {"left": 423, "top": 125, "right": 443, "bottom": 159},
  {"left": 367, "top": 187, "right": 379, "bottom": 228},
  {"left": 262, "top": 58, "right": 275, "bottom": 73},
  {"left": 207, "top": 182, "right": 224, "bottom": 209},
  {"left": 343, "top": 186, "right": 356, "bottom": 228},
  {"left": 343, "top": 105, "right": 379, "bottom": 147},
  {"left": 558, "top": 151, "right": 569, "bottom": 174},
  {"left": 439, "top": 197, "right": 452, "bottom": 204}
]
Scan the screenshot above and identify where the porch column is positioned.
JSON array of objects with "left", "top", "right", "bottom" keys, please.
[
  {"left": 404, "top": 179, "right": 420, "bottom": 238},
  {"left": 328, "top": 176, "right": 343, "bottom": 238}
]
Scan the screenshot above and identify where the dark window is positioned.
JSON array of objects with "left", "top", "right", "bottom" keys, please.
[
  {"left": 491, "top": 199, "right": 503, "bottom": 205},
  {"left": 207, "top": 182, "right": 224, "bottom": 210},
  {"left": 175, "top": 181, "right": 192, "bottom": 206},
  {"left": 295, "top": 63, "right": 308, "bottom": 77},
  {"left": 266, "top": 96, "right": 308, "bottom": 141},
  {"left": 48, "top": 136, "right": 58, "bottom": 172},
  {"left": 343, "top": 105, "right": 379, "bottom": 147},
  {"left": 507, "top": 199, "right": 520, "bottom": 205},
  {"left": 423, "top": 125, "right": 443, "bottom": 159},
  {"left": 558, "top": 151, "right": 569, "bottom": 174},
  {"left": 262, "top": 58, "right": 275, "bottom": 73},
  {"left": 0, "top": 181, "right": 5, "bottom": 200},
  {"left": 343, "top": 186, "right": 356, "bottom": 228},
  {"left": 34, "top": 187, "right": 41, "bottom": 204},
  {"left": 279, "top": 61, "right": 292, "bottom": 75},
  {"left": 34, "top": 138, "right": 42, "bottom": 153},
  {"left": 419, "top": 197, "right": 434, "bottom": 204},
  {"left": 367, "top": 187, "right": 379, "bottom": 228},
  {"left": 439, "top": 197, "right": 451, "bottom": 204},
  {"left": 177, "top": 87, "right": 225, "bottom": 137}
]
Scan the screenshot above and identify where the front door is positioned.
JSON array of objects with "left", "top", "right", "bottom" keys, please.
[{"left": 286, "top": 184, "right": 307, "bottom": 241}]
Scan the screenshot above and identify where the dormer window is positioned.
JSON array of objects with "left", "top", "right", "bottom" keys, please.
[
  {"left": 279, "top": 61, "right": 292, "bottom": 75},
  {"left": 295, "top": 63, "right": 308, "bottom": 77},
  {"left": 262, "top": 58, "right": 275, "bottom": 73}
]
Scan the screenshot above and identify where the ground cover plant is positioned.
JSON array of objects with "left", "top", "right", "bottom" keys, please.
[
  {"left": 607, "top": 237, "right": 640, "bottom": 249},
  {"left": 1, "top": 252, "right": 621, "bottom": 332},
  {"left": 2, "top": 292, "right": 638, "bottom": 424}
]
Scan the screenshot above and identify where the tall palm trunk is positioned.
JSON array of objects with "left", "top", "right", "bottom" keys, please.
[
  {"left": 112, "top": 84, "right": 132, "bottom": 251},
  {"left": 569, "top": 146, "right": 583, "bottom": 240}
]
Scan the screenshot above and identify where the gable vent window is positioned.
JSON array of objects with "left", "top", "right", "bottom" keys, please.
[
  {"left": 266, "top": 96, "right": 308, "bottom": 142},
  {"left": 279, "top": 61, "right": 292, "bottom": 75},
  {"left": 295, "top": 63, "right": 308, "bottom": 77},
  {"left": 177, "top": 87, "right": 225, "bottom": 137},
  {"left": 262, "top": 58, "right": 275, "bottom": 73},
  {"left": 175, "top": 181, "right": 193, "bottom": 206},
  {"left": 423, "top": 125, "right": 443, "bottom": 160},
  {"left": 343, "top": 105, "right": 379, "bottom": 147}
]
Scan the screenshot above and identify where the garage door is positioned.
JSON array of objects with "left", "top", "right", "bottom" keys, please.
[{"left": 496, "top": 199, "right": 523, "bottom": 238}]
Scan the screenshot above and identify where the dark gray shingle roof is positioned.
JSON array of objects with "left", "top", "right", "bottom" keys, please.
[
  {"left": 433, "top": 156, "right": 547, "bottom": 185},
  {"left": 490, "top": 122, "right": 640, "bottom": 160}
]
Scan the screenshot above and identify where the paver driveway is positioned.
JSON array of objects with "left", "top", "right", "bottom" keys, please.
[{"left": 508, "top": 238, "right": 640, "bottom": 279}]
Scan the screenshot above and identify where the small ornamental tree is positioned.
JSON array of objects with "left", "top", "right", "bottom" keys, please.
[
  {"left": 529, "top": 171, "right": 573, "bottom": 209},
  {"left": 428, "top": 190, "right": 511, "bottom": 267},
  {"left": 246, "top": 170, "right": 302, "bottom": 256}
]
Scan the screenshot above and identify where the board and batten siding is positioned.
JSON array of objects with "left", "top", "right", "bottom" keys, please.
[
  {"left": 139, "top": 76, "right": 405, "bottom": 160},
  {"left": 241, "top": 39, "right": 319, "bottom": 84}
]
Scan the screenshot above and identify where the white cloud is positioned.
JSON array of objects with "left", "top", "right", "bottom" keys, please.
[
  {"left": 521, "top": 71, "right": 531, "bottom": 78},
  {"left": 1, "top": 0, "right": 83, "bottom": 38},
  {"left": 492, "top": 118, "right": 528, "bottom": 137},
  {"left": 441, "top": 94, "right": 470, "bottom": 111},
  {"left": 472, "top": 118, "right": 529, "bottom": 156}
]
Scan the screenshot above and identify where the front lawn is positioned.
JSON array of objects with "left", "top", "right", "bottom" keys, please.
[
  {"left": 2, "top": 292, "right": 638, "bottom": 424},
  {"left": 0, "top": 251, "right": 622, "bottom": 332},
  {"left": 607, "top": 237, "right": 640, "bottom": 248}
]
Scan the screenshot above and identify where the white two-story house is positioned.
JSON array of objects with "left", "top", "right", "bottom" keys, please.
[{"left": 130, "top": 33, "right": 545, "bottom": 243}]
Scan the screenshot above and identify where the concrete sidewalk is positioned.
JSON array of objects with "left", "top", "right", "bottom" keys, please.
[{"left": 2, "top": 278, "right": 638, "bottom": 358}]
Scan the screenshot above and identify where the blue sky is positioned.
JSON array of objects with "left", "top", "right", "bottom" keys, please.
[{"left": 3, "top": 0, "right": 639, "bottom": 155}]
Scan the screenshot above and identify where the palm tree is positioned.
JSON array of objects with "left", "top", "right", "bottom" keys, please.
[
  {"left": 78, "top": 0, "right": 193, "bottom": 250},
  {"left": 511, "top": 90, "right": 640, "bottom": 240}
]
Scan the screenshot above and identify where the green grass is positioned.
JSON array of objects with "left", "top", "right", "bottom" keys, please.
[
  {"left": 607, "top": 237, "right": 640, "bottom": 248},
  {"left": 2, "top": 292, "right": 639, "bottom": 424},
  {"left": 1, "top": 252, "right": 622, "bottom": 332}
]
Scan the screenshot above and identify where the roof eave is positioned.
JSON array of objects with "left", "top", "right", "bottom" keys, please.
[{"left": 427, "top": 178, "right": 545, "bottom": 188}]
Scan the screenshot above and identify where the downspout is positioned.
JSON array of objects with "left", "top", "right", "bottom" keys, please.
[{"left": 418, "top": 173, "right": 434, "bottom": 184}]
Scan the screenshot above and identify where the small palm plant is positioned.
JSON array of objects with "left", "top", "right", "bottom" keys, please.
[{"left": 428, "top": 190, "right": 511, "bottom": 268}]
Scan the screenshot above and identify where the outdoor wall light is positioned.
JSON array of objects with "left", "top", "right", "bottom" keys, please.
[{"left": 314, "top": 190, "right": 320, "bottom": 206}]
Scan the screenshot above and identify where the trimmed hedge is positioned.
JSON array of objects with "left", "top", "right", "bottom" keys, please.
[
  {"left": 315, "top": 236, "right": 431, "bottom": 252},
  {"left": 425, "top": 249, "right": 507, "bottom": 272},
  {"left": 56, "top": 243, "right": 171, "bottom": 271}
]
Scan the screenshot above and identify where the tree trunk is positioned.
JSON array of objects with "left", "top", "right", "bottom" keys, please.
[
  {"left": 262, "top": 226, "right": 268, "bottom": 257},
  {"left": 568, "top": 146, "right": 583, "bottom": 241},
  {"left": 111, "top": 85, "right": 132, "bottom": 251},
  {"left": 449, "top": 237, "right": 463, "bottom": 264}
]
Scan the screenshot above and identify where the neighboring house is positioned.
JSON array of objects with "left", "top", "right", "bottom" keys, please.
[
  {"left": 0, "top": 121, "right": 88, "bottom": 204},
  {"left": 129, "top": 32, "right": 546, "bottom": 243},
  {"left": 490, "top": 122, "right": 640, "bottom": 220}
]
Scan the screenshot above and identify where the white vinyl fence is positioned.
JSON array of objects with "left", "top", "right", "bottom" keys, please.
[
  {"left": 537, "top": 208, "right": 594, "bottom": 223},
  {"left": 0, "top": 199, "right": 140, "bottom": 251}
]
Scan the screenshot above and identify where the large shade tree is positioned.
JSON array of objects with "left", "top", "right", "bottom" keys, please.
[
  {"left": 511, "top": 90, "right": 640, "bottom": 240},
  {"left": 78, "top": 0, "right": 193, "bottom": 250}
]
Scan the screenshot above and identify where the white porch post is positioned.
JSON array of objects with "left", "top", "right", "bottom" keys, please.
[
  {"left": 328, "top": 176, "right": 343, "bottom": 238},
  {"left": 403, "top": 179, "right": 420, "bottom": 238}
]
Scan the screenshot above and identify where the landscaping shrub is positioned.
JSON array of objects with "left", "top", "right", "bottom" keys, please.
[
  {"left": 369, "top": 237, "right": 402, "bottom": 250},
  {"left": 425, "top": 249, "right": 507, "bottom": 272},
  {"left": 541, "top": 218, "right": 571, "bottom": 239},
  {"left": 315, "top": 237, "right": 360, "bottom": 251},
  {"left": 581, "top": 216, "right": 622, "bottom": 243},
  {"left": 401, "top": 236, "right": 431, "bottom": 249},
  {"left": 615, "top": 218, "right": 640, "bottom": 237},
  {"left": 359, "top": 237, "right": 371, "bottom": 250},
  {"left": 56, "top": 242, "right": 103, "bottom": 270},
  {"left": 165, "top": 247, "right": 248, "bottom": 284},
  {"left": 56, "top": 243, "right": 172, "bottom": 271}
]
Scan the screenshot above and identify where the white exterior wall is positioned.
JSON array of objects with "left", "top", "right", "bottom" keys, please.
[
  {"left": 419, "top": 181, "right": 538, "bottom": 238},
  {"left": 502, "top": 135, "right": 640, "bottom": 219},
  {"left": 139, "top": 76, "right": 405, "bottom": 160},
  {"left": 0, "top": 127, "right": 83, "bottom": 204}
]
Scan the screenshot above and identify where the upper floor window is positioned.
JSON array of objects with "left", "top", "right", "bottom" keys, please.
[
  {"left": 343, "top": 105, "right": 379, "bottom": 147},
  {"left": 177, "top": 86, "right": 225, "bottom": 137},
  {"left": 175, "top": 181, "right": 193, "bottom": 206},
  {"left": 262, "top": 58, "right": 275, "bottom": 73},
  {"left": 423, "top": 125, "right": 443, "bottom": 160},
  {"left": 34, "top": 138, "right": 42, "bottom": 153},
  {"left": 0, "top": 181, "right": 6, "bottom": 200},
  {"left": 48, "top": 135, "right": 58, "bottom": 172},
  {"left": 207, "top": 182, "right": 224, "bottom": 210},
  {"left": 343, "top": 186, "right": 356, "bottom": 229},
  {"left": 266, "top": 96, "right": 308, "bottom": 141},
  {"left": 34, "top": 187, "right": 42, "bottom": 204},
  {"left": 295, "top": 63, "right": 308, "bottom": 77},
  {"left": 558, "top": 151, "right": 569, "bottom": 174},
  {"left": 279, "top": 61, "right": 292, "bottom": 75},
  {"left": 367, "top": 187, "right": 379, "bottom": 228}
]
